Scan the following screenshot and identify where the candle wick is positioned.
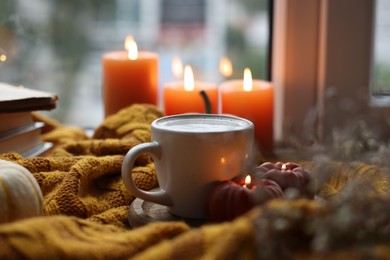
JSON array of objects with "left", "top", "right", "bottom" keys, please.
[{"left": 199, "top": 90, "right": 212, "bottom": 114}]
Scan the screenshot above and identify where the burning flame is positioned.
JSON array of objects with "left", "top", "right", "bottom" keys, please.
[
  {"left": 0, "top": 48, "right": 6, "bottom": 62},
  {"left": 219, "top": 56, "right": 232, "bottom": 77},
  {"left": 220, "top": 157, "right": 226, "bottom": 164},
  {"left": 243, "top": 68, "right": 253, "bottom": 92},
  {"left": 0, "top": 54, "right": 6, "bottom": 62},
  {"left": 281, "top": 164, "right": 287, "bottom": 171},
  {"left": 184, "top": 65, "right": 194, "bottom": 91},
  {"left": 244, "top": 175, "right": 251, "bottom": 186},
  {"left": 125, "top": 35, "right": 138, "bottom": 60},
  {"left": 172, "top": 56, "right": 183, "bottom": 78}
]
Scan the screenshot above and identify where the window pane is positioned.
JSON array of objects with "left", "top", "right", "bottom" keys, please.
[
  {"left": 0, "top": 0, "right": 270, "bottom": 127},
  {"left": 373, "top": 0, "right": 390, "bottom": 96}
]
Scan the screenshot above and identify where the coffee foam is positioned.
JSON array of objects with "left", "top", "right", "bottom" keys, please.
[{"left": 155, "top": 114, "right": 252, "bottom": 133}]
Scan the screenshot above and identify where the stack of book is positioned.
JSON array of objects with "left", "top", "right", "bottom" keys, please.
[{"left": 0, "top": 82, "right": 59, "bottom": 157}]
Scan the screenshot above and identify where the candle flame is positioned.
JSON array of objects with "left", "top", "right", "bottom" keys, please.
[
  {"left": 281, "top": 164, "right": 287, "bottom": 171},
  {"left": 125, "top": 35, "right": 138, "bottom": 60},
  {"left": 219, "top": 56, "right": 232, "bottom": 77},
  {"left": 0, "top": 48, "right": 6, "bottom": 62},
  {"left": 244, "top": 175, "right": 251, "bottom": 186},
  {"left": 184, "top": 65, "right": 194, "bottom": 91},
  {"left": 243, "top": 68, "right": 253, "bottom": 92},
  {"left": 172, "top": 56, "right": 183, "bottom": 78},
  {"left": 0, "top": 54, "right": 6, "bottom": 62}
]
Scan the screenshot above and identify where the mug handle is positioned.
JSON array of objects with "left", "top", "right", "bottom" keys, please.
[{"left": 121, "top": 141, "right": 172, "bottom": 206}]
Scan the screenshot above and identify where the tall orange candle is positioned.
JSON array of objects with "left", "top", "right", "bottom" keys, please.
[
  {"left": 220, "top": 68, "right": 274, "bottom": 155},
  {"left": 102, "top": 36, "right": 158, "bottom": 117},
  {"left": 163, "top": 65, "right": 218, "bottom": 115}
]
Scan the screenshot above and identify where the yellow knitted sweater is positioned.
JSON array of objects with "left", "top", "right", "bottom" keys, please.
[{"left": 0, "top": 104, "right": 390, "bottom": 259}]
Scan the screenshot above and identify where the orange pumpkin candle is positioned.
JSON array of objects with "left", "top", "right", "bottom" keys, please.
[
  {"left": 102, "top": 36, "right": 158, "bottom": 117},
  {"left": 163, "top": 65, "right": 218, "bottom": 115},
  {"left": 250, "top": 162, "right": 315, "bottom": 198},
  {"left": 205, "top": 175, "right": 283, "bottom": 222},
  {"left": 220, "top": 68, "right": 274, "bottom": 155}
]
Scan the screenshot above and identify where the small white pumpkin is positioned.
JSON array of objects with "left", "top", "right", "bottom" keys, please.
[{"left": 0, "top": 159, "right": 44, "bottom": 224}]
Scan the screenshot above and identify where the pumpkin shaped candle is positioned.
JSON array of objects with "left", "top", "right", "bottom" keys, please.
[
  {"left": 251, "top": 162, "right": 315, "bottom": 198},
  {"left": 0, "top": 159, "right": 44, "bottom": 224},
  {"left": 205, "top": 176, "right": 283, "bottom": 222}
]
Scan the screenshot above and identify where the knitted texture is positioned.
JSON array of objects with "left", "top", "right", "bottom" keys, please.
[
  {"left": 0, "top": 216, "right": 189, "bottom": 259},
  {"left": 0, "top": 104, "right": 160, "bottom": 228},
  {"left": 0, "top": 104, "right": 389, "bottom": 259},
  {"left": 132, "top": 216, "right": 256, "bottom": 260},
  {"left": 93, "top": 103, "right": 164, "bottom": 142},
  {"left": 301, "top": 160, "right": 390, "bottom": 198}
]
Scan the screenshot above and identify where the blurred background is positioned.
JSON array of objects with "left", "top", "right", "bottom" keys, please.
[
  {"left": 0, "top": 0, "right": 270, "bottom": 127},
  {"left": 0, "top": 0, "right": 389, "bottom": 129},
  {"left": 373, "top": 0, "right": 390, "bottom": 96}
]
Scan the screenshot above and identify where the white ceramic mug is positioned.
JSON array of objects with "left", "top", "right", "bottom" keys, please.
[{"left": 122, "top": 114, "right": 254, "bottom": 219}]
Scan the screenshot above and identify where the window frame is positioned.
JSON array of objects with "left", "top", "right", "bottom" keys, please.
[{"left": 272, "top": 0, "right": 390, "bottom": 144}]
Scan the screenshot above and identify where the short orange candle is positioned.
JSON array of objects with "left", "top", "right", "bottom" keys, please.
[
  {"left": 102, "top": 36, "right": 158, "bottom": 117},
  {"left": 163, "top": 66, "right": 218, "bottom": 115},
  {"left": 220, "top": 68, "right": 274, "bottom": 154}
]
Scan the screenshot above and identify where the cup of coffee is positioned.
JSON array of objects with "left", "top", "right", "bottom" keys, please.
[{"left": 122, "top": 113, "right": 254, "bottom": 219}]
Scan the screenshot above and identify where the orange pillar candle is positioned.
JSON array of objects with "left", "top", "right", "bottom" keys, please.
[
  {"left": 102, "top": 36, "right": 158, "bottom": 117},
  {"left": 164, "top": 65, "right": 218, "bottom": 115},
  {"left": 220, "top": 68, "right": 274, "bottom": 154}
]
